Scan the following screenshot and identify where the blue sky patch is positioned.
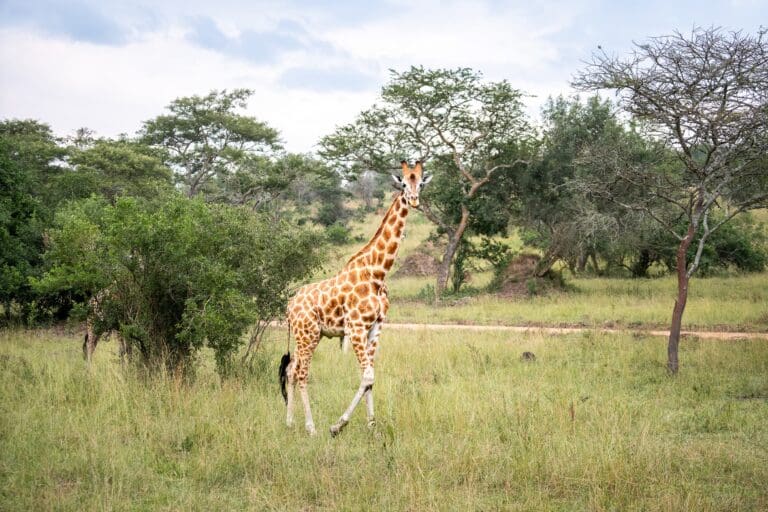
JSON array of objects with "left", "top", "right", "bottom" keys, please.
[{"left": 0, "top": 0, "right": 129, "bottom": 45}]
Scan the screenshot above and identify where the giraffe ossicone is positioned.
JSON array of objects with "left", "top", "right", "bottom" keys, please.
[{"left": 281, "top": 160, "right": 431, "bottom": 436}]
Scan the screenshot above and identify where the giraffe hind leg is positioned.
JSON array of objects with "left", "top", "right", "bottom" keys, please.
[
  {"left": 299, "top": 381, "right": 316, "bottom": 436},
  {"left": 289, "top": 326, "right": 320, "bottom": 435},
  {"left": 292, "top": 354, "right": 317, "bottom": 435}
]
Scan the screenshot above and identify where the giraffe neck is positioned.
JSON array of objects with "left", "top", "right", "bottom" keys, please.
[{"left": 345, "top": 193, "right": 409, "bottom": 280}]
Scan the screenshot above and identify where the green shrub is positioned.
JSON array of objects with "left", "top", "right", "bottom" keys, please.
[
  {"left": 325, "top": 222, "right": 351, "bottom": 245},
  {"left": 418, "top": 283, "right": 436, "bottom": 304},
  {"left": 656, "top": 213, "right": 768, "bottom": 276},
  {"left": 33, "top": 192, "right": 325, "bottom": 375}
]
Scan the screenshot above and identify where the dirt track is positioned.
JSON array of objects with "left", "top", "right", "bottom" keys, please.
[{"left": 383, "top": 322, "right": 768, "bottom": 340}]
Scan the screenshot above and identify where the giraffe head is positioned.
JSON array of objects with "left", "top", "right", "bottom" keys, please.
[{"left": 392, "top": 160, "right": 432, "bottom": 208}]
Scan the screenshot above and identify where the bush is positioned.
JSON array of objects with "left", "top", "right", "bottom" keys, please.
[
  {"left": 314, "top": 200, "right": 349, "bottom": 227},
  {"left": 474, "top": 237, "right": 516, "bottom": 291},
  {"left": 325, "top": 222, "right": 351, "bottom": 245},
  {"left": 655, "top": 213, "right": 768, "bottom": 276},
  {"left": 418, "top": 284, "right": 436, "bottom": 304},
  {"left": 34, "top": 193, "right": 325, "bottom": 375}
]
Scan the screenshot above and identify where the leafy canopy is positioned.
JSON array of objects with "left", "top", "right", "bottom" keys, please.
[
  {"left": 141, "top": 89, "right": 281, "bottom": 198},
  {"left": 34, "top": 192, "right": 325, "bottom": 373}
]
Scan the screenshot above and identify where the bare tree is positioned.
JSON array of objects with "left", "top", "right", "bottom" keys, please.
[
  {"left": 350, "top": 170, "right": 386, "bottom": 210},
  {"left": 574, "top": 27, "right": 768, "bottom": 373}
]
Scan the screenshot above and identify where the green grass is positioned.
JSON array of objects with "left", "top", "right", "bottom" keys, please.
[
  {"left": 386, "top": 272, "right": 768, "bottom": 331},
  {"left": 2, "top": 327, "right": 767, "bottom": 510}
]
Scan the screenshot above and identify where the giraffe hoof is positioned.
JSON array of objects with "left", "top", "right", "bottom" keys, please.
[
  {"left": 366, "top": 419, "right": 376, "bottom": 430},
  {"left": 329, "top": 423, "right": 345, "bottom": 437},
  {"left": 306, "top": 423, "right": 317, "bottom": 436}
]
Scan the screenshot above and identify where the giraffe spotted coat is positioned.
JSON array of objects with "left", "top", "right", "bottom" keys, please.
[{"left": 283, "top": 160, "right": 431, "bottom": 436}]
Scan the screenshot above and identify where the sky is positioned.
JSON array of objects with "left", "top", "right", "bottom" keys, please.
[{"left": 1, "top": 0, "right": 766, "bottom": 153}]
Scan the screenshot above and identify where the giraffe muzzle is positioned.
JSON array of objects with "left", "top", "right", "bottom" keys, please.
[{"left": 408, "top": 198, "right": 420, "bottom": 208}]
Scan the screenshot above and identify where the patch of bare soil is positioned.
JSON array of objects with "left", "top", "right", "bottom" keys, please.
[
  {"left": 393, "top": 240, "right": 443, "bottom": 277},
  {"left": 393, "top": 252, "right": 439, "bottom": 277}
]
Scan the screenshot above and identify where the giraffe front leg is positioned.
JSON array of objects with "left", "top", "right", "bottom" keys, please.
[
  {"left": 364, "top": 320, "right": 382, "bottom": 429},
  {"left": 364, "top": 388, "right": 374, "bottom": 429},
  {"left": 330, "top": 326, "right": 374, "bottom": 437},
  {"left": 341, "top": 334, "right": 350, "bottom": 353},
  {"left": 330, "top": 370, "right": 372, "bottom": 437}
]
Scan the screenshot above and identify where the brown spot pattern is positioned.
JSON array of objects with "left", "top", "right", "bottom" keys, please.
[{"left": 284, "top": 161, "right": 427, "bottom": 432}]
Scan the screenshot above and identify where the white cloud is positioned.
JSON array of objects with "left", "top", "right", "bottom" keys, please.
[
  {"left": 0, "top": 26, "right": 380, "bottom": 151},
  {"left": 2, "top": 0, "right": 766, "bottom": 152},
  {"left": 324, "top": 2, "right": 565, "bottom": 73},
  {"left": 1, "top": 1, "right": 586, "bottom": 152}
]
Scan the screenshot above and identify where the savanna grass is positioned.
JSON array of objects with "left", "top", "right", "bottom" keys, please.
[
  {"left": 1, "top": 326, "right": 767, "bottom": 511},
  {"left": 386, "top": 272, "right": 768, "bottom": 331}
]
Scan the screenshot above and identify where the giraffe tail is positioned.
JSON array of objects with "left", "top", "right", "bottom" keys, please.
[{"left": 279, "top": 351, "right": 290, "bottom": 403}]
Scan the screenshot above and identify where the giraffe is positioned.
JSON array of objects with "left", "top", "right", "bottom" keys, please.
[{"left": 280, "top": 160, "right": 432, "bottom": 436}]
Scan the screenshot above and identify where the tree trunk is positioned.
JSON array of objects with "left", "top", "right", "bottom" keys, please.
[
  {"left": 576, "top": 251, "right": 588, "bottom": 273},
  {"left": 589, "top": 253, "right": 601, "bottom": 276},
  {"left": 534, "top": 253, "right": 555, "bottom": 277},
  {"left": 435, "top": 205, "right": 470, "bottom": 300},
  {"left": 668, "top": 224, "right": 695, "bottom": 374},
  {"left": 631, "top": 249, "right": 651, "bottom": 278}
]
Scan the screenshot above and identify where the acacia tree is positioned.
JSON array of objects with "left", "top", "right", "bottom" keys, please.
[
  {"left": 320, "top": 67, "right": 532, "bottom": 298},
  {"left": 574, "top": 27, "right": 768, "bottom": 374},
  {"left": 521, "top": 95, "right": 682, "bottom": 277},
  {"left": 141, "top": 89, "right": 281, "bottom": 198},
  {"left": 350, "top": 170, "right": 387, "bottom": 211},
  {"left": 65, "top": 138, "right": 172, "bottom": 203}
]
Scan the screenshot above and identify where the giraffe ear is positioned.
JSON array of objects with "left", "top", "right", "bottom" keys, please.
[
  {"left": 421, "top": 173, "right": 433, "bottom": 186},
  {"left": 391, "top": 174, "right": 405, "bottom": 190}
]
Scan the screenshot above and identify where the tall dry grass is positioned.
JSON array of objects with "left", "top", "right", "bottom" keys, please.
[{"left": 2, "top": 327, "right": 767, "bottom": 510}]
